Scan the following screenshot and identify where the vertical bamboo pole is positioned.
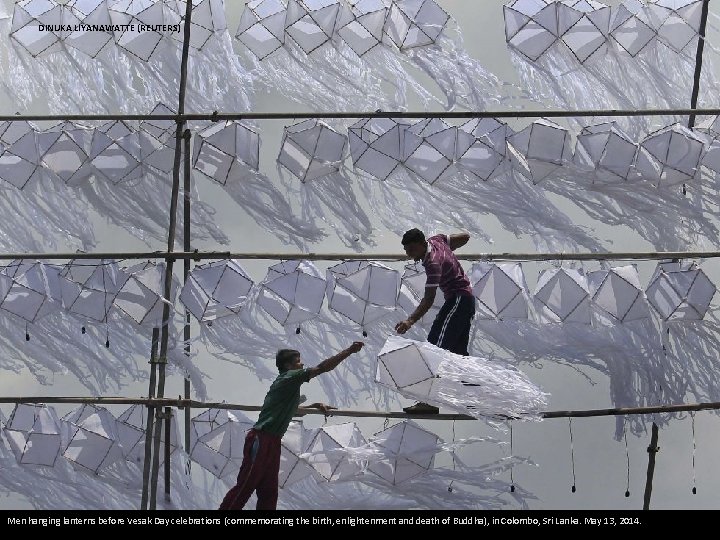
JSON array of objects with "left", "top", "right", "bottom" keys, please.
[
  {"left": 140, "top": 328, "right": 159, "bottom": 509},
  {"left": 183, "top": 129, "right": 192, "bottom": 453},
  {"left": 643, "top": 423, "right": 660, "bottom": 510}
]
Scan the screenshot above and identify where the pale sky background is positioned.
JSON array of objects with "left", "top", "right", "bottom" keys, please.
[{"left": 0, "top": 0, "right": 719, "bottom": 510}]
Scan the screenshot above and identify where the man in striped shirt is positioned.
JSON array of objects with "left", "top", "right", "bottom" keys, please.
[{"left": 396, "top": 228, "right": 476, "bottom": 414}]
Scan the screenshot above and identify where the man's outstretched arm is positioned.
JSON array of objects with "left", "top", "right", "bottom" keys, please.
[
  {"left": 395, "top": 286, "right": 437, "bottom": 334},
  {"left": 448, "top": 232, "right": 470, "bottom": 251},
  {"left": 307, "top": 342, "right": 364, "bottom": 379}
]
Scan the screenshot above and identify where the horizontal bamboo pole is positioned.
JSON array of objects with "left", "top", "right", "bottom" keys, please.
[
  {"left": 1, "top": 107, "right": 720, "bottom": 122},
  {"left": 2, "top": 396, "right": 719, "bottom": 420},
  {"left": 0, "top": 250, "right": 718, "bottom": 262}
]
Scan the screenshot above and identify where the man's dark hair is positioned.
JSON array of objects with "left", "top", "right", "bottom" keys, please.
[
  {"left": 402, "top": 228, "right": 425, "bottom": 246},
  {"left": 276, "top": 349, "right": 301, "bottom": 372}
]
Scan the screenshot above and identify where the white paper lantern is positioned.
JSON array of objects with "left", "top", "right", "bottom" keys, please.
[
  {"left": 456, "top": 118, "right": 513, "bottom": 182},
  {"left": 285, "top": 0, "right": 341, "bottom": 55},
  {"left": 39, "top": 122, "right": 95, "bottom": 186},
  {"left": 645, "top": 261, "right": 715, "bottom": 320},
  {"left": 90, "top": 121, "right": 144, "bottom": 185},
  {"left": 507, "top": 118, "right": 573, "bottom": 184},
  {"left": 0, "top": 260, "right": 63, "bottom": 325},
  {"left": 636, "top": 123, "right": 705, "bottom": 186},
  {"left": 10, "top": 0, "right": 65, "bottom": 56},
  {"left": 109, "top": 0, "right": 167, "bottom": 61},
  {"left": 367, "top": 420, "right": 439, "bottom": 485},
  {"left": 277, "top": 119, "right": 347, "bottom": 182},
  {"left": 114, "top": 261, "right": 174, "bottom": 326},
  {"left": 167, "top": 0, "right": 227, "bottom": 50},
  {"left": 257, "top": 260, "right": 326, "bottom": 328},
  {"left": 116, "top": 404, "right": 180, "bottom": 466},
  {"left": 396, "top": 262, "right": 444, "bottom": 329},
  {"left": 65, "top": 0, "right": 114, "bottom": 57},
  {"left": 303, "top": 422, "right": 366, "bottom": 482},
  {"left": 336, "top": 0, "right": 387, "bottom": 57},
  {"left": 557, "top": 0, "right": 610, "bottom": 63},
  {"left": 327, "top": 260, "right": 399, "bottom": 331},
  {"left": 60, "top": 259, "right": 129, "bottom": 324},
  {"left": 180, "top": 260, "right": 254, "bottom": 323},
  {"left": 574, "top": 122, "right": 638, "bottom": 182},
  {"left": 236, "top": 0, "right": 288, "bottom": 59},
  {"left": 534, "top": 267, "right": 591, "bottom": 323},
  {"left": 403, "top": 118, "right": 456, "bottom": 185},
  {"left": 192, "top": 121, "right": 260, "bottom": 185},
  {"left": 3, "top": 403, "right": 62, "bottom": 467},
  {"left": 503, "top": 0, "right": 559, "bottom": 61},
  {"left": 279, "top": 420, "right": 317, "bottom": 488},
  {"left": 385, "top": 0, "right": 449, "bottom": 50},
  {"left": 63, "top": 404, "right": 124, "bottom": 473},
  {"left": 348, "top": 117, "right": 415, "bottom": 180},
  {"left": 191, "top": 407, "right": 236, "bottom": 444},
  {"left": 0, "top": 120, "right": 44, "bottom": 189},
  {"left": 469, "top": 262, "right": 528, "bottom": 320},
  {"left": 190, "top": 410, "right": 254, "bottom": 479},
  {"left": 609, "top": 1, "right": 656, "bottom": 56},
  {"left": 646, "top": 0, "right": 702, "bottom": 54},
  {"left": 588, "top": 265, "right": 650, "bottom": 322}
]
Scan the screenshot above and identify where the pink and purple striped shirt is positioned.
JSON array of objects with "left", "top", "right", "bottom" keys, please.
[{"left": 422, "top": 234, "right": 473, "bottom": 300}]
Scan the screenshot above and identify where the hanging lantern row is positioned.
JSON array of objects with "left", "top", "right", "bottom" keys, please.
[
  {"left": 504, "top": 0, "right": 704, "bottom": 62},
  {"left": 237, "top": 0, "right": 449, "bottom": 59},
  {"left": 2, "top": 402, "right": 442, "bottom": 488},
  {"left": 9, "top": 0, "right": 448, "bottom": 59},
  {"left": 2, "top": 258, "right": 714, "bottom": 340}
]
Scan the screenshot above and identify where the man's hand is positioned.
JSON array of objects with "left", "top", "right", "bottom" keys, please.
[
  {"left": 395, "top": 320, "right": 413, "bottom": 334},
  {"left": 348, "top": 341, "right": 364, "bottom": 353},
  {"left": 308, "top": 402, "right": 337, "bottom": 415}
]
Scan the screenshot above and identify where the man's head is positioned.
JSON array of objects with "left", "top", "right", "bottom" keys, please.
[
  {"left": 402, "top": 228, "right": 427, "bottom": 262},
  {"left": 276, "top": 349, "right": 302, "bottom": 373}
]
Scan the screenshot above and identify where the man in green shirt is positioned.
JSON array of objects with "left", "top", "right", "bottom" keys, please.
[{"left": 219, "top": 341, "right": 364, "bottom": 510}]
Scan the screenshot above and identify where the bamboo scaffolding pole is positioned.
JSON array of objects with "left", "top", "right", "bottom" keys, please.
[
  {"left": 1, "top": 250, "right": 719, "bottom": 262},
  {"left": 4, "top": 107, "right": 720, "bottom": 122},
  {"left": 183, "top": 129, "right": 192, "bottom": 455},
  {"left": 2, "top": 396, "right": 719, "bottom": 420}
]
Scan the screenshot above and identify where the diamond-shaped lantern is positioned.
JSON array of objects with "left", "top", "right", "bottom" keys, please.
[
  {"left": 303, "top": 422, "right": 366, "bottom": 482},
  {"left": 0, "top": 260, "right": 63, "bottom": 326},
  {"left": 396, "top": 262, "right": 444, "bottom": 329},
  {"left": 385, "top": 0, "right": 449, "bottom": 50},
  {"left": 277, "top": 120, "right": 347, "bottom": 182},
  {"left": 507, "top": 118, "right": 573, "bottom": 184},
  {"left": 503, "top": 0, "right": 559, "bottom": 61},
  {"left": 39, "top": 122, "right": 95, "bottom": 186},
  {"left": 116, "top": 404, "right": 180, "bottom": 466},
  {"left": 180, "top": 260, "right": 254, "bottom": 323},
  {"left": 534, "top": 267, "right": 591, "bottom": 323},
  {"left": 65, "top": 0, "right": 114, "bottom": 57},
  {"left": 336, "top": 0, "right": 387, "bottom": 57},
  {"left": 109, "top": 0, "right": 167, "bottom": 61},
  {"left": 167, "top": 0, "right": 227, "bottom": 50},
  {"left": 635, "top": 123, "right": 705, "bottom": 186},
  {"left": 279, "top": 421, "right": 317, "bottom": 488},
  {"left": 695, "top": 115, "right": 720, "bottom": 173},
  {"left": 257, "top": 260, "right": 326, "bottom": 328},
  {"left": 588, "top": 265, "right": 649, "bottom": 322},
  {"left": 89, "top": 120, "right": 144, "bottom": 185},
  {"left": 192, "top": 121, "right": 260, "bottom": 185},
  {"left": 138, "top": 103, "right": 176, "bottom": 173},
  {"left": 284, "top": 0, "right": 341, "bottom": 55},
  {"left": 348, "top": 117, "right": 415, "bottom": 180},
  {"left": 609, "top": 0, "right": 656, "bottom": 56},
  {"left": 367, "top": 420, "right": 439, "bottom": 485},
  {"left": 574, "top": 122, "right": 638, "bottom": 182},
  {"left": 469, "top": 262, "right": 528, "bottom": 320},
  {"left": 645, "top": 261, "right": 715, "bottom": 321},
  {"left": 114, "top": 262, "right": 174, "bottom": 326},
  {"left": 190, "top": 408, "right": 236, "bottom": 444},
  {"left": 190, "top": 410, "right": 254, "bottom": 479},
  {"left": 403, "top": 118, "right": 456, "bottom": 185},
  {"left": 557, "top": 0, "right": 611, "bottom": 63},
  {"left": 456, "top": 118, "right": 513, "bottom": 182},
  {"left": 10, "top": 0, "right": 65, "bottom": 56},
  {"left": 63, "top": 404, "right": 124, "bottom": 473},
  {"left": 60, "top": 259, "right": 128, "bottom": 324},
  {"left": 646, "top": 0, "right": 702, "bottom": 54},
  {"left": 3, "top": 403, "right": 62, "bottom": 467},
  {"left": 0, "top": 120, "right": 44, "bottom": 189},
  {"left": 235, "top": 0, "right": 288, "bottom": 59},
  {"left": 327, "top": 260, "right": 399, "bottom": 331}
]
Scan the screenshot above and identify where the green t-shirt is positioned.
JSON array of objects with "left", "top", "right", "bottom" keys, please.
[{"left": 254, "top": 368, "right": 311, "bottom": 437}]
